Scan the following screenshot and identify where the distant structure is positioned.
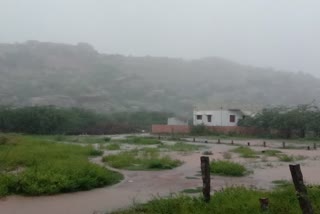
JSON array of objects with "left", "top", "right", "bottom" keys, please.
[
  {"left": 167, "top": 117, "right": 188, "bottom": 125},
  {"left": 193, "top": 108, "right": 253, "bottom": 127}
]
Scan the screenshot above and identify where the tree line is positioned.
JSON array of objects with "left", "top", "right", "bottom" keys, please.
[
  {"left": 238, "top": 104, "right": 320, "bottom": 138},
  {"left": 0, "top": 106, "right": 172, "bottom": 134}
]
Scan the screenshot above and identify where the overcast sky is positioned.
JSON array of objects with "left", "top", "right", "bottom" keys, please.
[{"left": 1, "top": 0, "right": 320, "bottom": 76}]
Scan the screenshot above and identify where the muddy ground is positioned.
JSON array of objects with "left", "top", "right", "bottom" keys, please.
[{"left": 1, "top": 137, "right": 320, "bottom": 214}]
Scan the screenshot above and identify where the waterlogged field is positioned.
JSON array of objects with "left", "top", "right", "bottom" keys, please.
[{"left": 2, "top": 135, "right": 320, "bottom": 214}]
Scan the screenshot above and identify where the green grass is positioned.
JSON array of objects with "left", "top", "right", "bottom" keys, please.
[
  {"left": 89, "top": 149, "right": 104, "bottom": 156},
  {"left": 158, "top": 142, "right": 203, "bottom": 152},
  {"left": 105, "top": 143, "right": 121, "bottom": 150},
  {"left": 0, "top": 134, "right": 122, "bottom": 196},
  {"left": 262, "top": 149, "right": 282, "bottom": 156},
  {"left": 210, "top": 160, "right": 247, "bottom": 176},
  {"left": 102, "top": 148, "right": 182, "bottom": 170},
  {"left": 231, "top": 146, "right": 258, "bottom": 158},
  {"left": 277, "top": 154, "right": 307, "bottom": 162},
  {"left": 111, "top": 186, "right": 320, "bottom": 214},
  {"left": 35, "top": 135, "right": 109, "bottom": 144}
]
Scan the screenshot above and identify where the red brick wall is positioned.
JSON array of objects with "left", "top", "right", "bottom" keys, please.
[
  {"left": 151, "top": 125, "right": 190, "bottom": 134},
  {"left": 151, "top": 124, "right": 266, "bottom": 135},
  {"left": 206, "top": 126, "right": 266, "bottom": 136}
]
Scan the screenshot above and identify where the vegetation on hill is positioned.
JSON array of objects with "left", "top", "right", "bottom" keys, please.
[{"left": 1, "top": 41, "right": 320, "bottom": 114}]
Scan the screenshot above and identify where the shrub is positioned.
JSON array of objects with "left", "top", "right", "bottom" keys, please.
[
  {"left": 102, "top": 148, "right": 182, "bottom": 170},
  {"left": 104, "top": 137, "right": 111, "bottom": 142},
  {"left": 262, "top": 149, "right": 282, "bottom": 156},
  {"left": 105, "top": 143, "right": 121, "bottom": 150},
  {"left": 190, "top": 124, "right": 213, "bottom": 135},
  {"left": 89, "top": 149, "right": 104, "bottom": 156},
  {"left": 210, "top": 160, "right": 247, "bottom": 176},
  {"left": 277, "top": 154, "right": 306, "bottom": 162},
  {"left": 232, "top": 146, "right": 257, "bottom": 158}
]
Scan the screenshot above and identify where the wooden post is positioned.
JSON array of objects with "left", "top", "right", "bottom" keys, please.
[
  {"left": 200, "top": 156, "right": 211, "bottom": 202},
  {"left": 247, "top": 142, "right": 250, "bottom": 146},
  {"left": 313, "top": 143, "right": 317, "bottom": 150},
  {"left": 193, "top": 137, "right": 195, "bottom": 142},
  {"left": 263, "top": 141, "right": 266, "bottom": 147},
  {"left": 289, "top": 164, "right": 313, "bottom": 214},
  {"left": 307, "top": 146, "right": 310, "bottom": 150},
  {"left": 282, "top": 142, "right": 286, "bottom": 148},
  {"left": 231, "top": 140, "right": 234, "bottom": 145},
  {"left": 259, "top": 198, "right": 269, "bottom": 211},
  {"left": 217, "top": 139, "right": 220, "bottom": 144}
]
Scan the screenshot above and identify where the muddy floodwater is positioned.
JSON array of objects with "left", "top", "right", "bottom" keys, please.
[{"left": 1, "top": 138, "right": 320, "bottom": 214}]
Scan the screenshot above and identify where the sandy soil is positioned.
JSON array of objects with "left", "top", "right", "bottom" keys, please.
[{"left": 1, "top": 138, "right": 320, "bottom": 214}]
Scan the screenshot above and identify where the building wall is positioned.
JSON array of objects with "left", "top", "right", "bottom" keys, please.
[{"left": 193, "top": 110, "right": 243, "bottom": 126}]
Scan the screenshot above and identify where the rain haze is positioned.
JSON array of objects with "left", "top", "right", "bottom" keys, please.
[
  {"left": 1, "top": 0, "right": 320, "bottom": 76},
  {"left": 3, "top": 2, "right": 320, "bottom": 214}
]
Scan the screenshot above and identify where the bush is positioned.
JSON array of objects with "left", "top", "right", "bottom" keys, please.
[
  {"left": 262, "top": 149, "right": 282, "bottom": 156},
  {"left": 102, "top": 148, "right": 182, "bottom": 170},
  {"left": 105, "top": 143, "right": 121, "bottom": 150},
  {"left": 89, "top": 149, "right": 104, "bottom": 156},
  {"left": 277, "top": 154, "right": 296, "bottom": 162},
  {"left": 232, "top": 146, "right": 257, "bottom": 158},
  {"left": 210, "top": 160, "right": 247, "bottom": 176},
  {"left": 190, "top": 125, "right": 213, "bottom": 135},
  {"left": 104, "top": 137, "right": 111, "bottom": 142}
]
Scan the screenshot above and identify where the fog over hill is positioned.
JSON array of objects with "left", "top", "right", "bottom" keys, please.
[{"left": 0, "top": 41, "right": 319, "bottom": 115}]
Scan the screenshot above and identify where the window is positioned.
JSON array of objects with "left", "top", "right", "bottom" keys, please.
[
  {"left": 229, "top": 115, "right": 235, "bottom": 123},
  {"left": 196, "top": 115, "right": 202, "bottom": 120},
  {"left": 207, "top": 115, "right": 212, "bottom": 122}
]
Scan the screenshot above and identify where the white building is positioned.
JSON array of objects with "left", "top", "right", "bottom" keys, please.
[{"left": 193, "top": 109, "right": 248, "bottom": 126}]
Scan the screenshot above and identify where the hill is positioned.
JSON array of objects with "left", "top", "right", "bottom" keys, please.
[{"left": 0, "top": 41, "right": 319, "bottom": 115}]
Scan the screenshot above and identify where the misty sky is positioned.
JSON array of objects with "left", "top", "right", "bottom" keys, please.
[{"left": 1, "top": 0, "right": 320, "bottom": 76}]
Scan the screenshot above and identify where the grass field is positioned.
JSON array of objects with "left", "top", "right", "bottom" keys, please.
[
  {"left": 0, "top": 134, "right": 122, "bottom": 196},
  {"left": 112, "top": 186, "right": 320, "bottom": 214}
]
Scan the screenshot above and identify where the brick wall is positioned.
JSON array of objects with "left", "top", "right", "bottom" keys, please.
[
  {"left": 151, "top": 125, "right": 190, "bottom": 134},
  {"left": 151, "top": 124, "right": 266, "bottom": 135},
  {"left": 206, "top": 126, "right": 266, "bottom": 136}
]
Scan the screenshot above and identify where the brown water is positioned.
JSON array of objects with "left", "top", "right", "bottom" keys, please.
[{"left": 1, "top": 140, "right": 320, "bottom": 214}]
